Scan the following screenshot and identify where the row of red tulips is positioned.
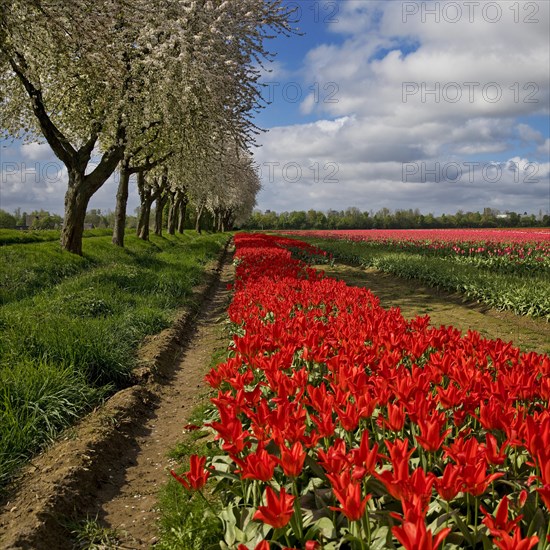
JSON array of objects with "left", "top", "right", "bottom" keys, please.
[{"left": 171, "top": 233, "right": 549, "bottom": 549}]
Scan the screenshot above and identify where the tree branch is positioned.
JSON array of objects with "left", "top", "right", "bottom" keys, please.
[
  {"left": 78, "top": 122, "right": 102, "bottom": 164},
  {"left": 85, "top": 119, "right": 126, "bottom": 194},
  {"left": 129, "top": 150, "right": 173, "bottom": 175},
  {"left": 8, "top": 53, "right": 77, "bottom": 166}
]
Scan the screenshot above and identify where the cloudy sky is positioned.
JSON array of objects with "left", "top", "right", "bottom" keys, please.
[{"left": 1, "top": 0, "right": 549, "bottom": 216}]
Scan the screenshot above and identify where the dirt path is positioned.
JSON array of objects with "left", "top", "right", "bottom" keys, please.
[
  {"left": 83, "top": 250, "right": 234, "bottom": 548},
  {"left": 319, "top": 263, "right": 549, "bottom": 355}
]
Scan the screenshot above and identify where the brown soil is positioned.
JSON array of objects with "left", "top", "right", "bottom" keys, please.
[
  {"left": 0, "top": 242, "right": 234, "bottom": 549},
  {"left": 318, "top": 263, "right": 550, "bottom": 355}
]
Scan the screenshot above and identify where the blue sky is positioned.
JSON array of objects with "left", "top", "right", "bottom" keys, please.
[{"left": 1, "top": 0, "right": 549, "bottom": 217}]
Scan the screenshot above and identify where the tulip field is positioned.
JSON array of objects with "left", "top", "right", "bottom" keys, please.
[
  {"left": 170, "top": 233, "right": 550, "bottom": 549},
  {"left": 280, "top": 229, "right": 550, "bottom": 319}
]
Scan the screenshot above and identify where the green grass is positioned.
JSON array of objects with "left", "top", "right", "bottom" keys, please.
[
  {"left": 68, "top": 516, "right": 122, "bottom": 549},
  {"left": 156, "top": 416, "right": 223, "bottom": 550},
  {"left": 156, "top": 476, "right": 223, "bottom": 550},
  {"left": 0, "top": 228, "right": 111, "bottom": 245},
  {"left": 157, "top": 399, "right": 224, "bottom": 550},
  {"left": 0, "top": 231, "right": 229, "bottom": 490},
  {"left": 299, "top": 238, "right": 550, "bottom": 320}
]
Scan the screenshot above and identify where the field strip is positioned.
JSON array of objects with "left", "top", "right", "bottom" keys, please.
[{"left": 0, "top": 241, "right": 233, "bottom": 549}]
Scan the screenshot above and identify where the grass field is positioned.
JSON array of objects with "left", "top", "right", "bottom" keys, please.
[{"left": 0, "top": 230, "right": 229, "bottom": 491}]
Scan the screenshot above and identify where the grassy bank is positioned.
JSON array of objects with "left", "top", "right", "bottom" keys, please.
[
  {"left": 298, "top": 237, "right": 550, "bottom": 319},
  {"left": 0, "top": 228, "right": 112, "bottom": 246},
  {"left": 0, "top": 231, "right": 229, "bottom": 490}
]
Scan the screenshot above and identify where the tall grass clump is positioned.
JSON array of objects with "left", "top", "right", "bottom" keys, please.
[
  {"left": 0, "top": 231, "right": 229, "bottom": 490},
  {"left": 0, "top": 360, "right": 105, "bottom": 487}
]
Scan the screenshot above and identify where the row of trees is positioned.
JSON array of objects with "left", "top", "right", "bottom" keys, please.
[
  {"left": 245, "top": 207, "right": 550, "bottom": 230},
  {"left": 0, "top": 206, "right": 225, "bottom": 232},
  {"left": 1, "top": 1, "right": 293, "bottom": 253}
]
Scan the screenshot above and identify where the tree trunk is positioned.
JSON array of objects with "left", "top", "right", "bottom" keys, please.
[
  {"left": 167, "top": 193, "right": 179, "bottom": 235},
  {"left": 136, "top": 172, "right": 152, "bottom": 240},
  {"left": 112, "top": 159, "right": 130, "bottom": 247},
  {"left": 137, "top": 200, "right": 152, "bottom": 240},
  {"left": 195, "top": 203, "right": 204, "bottom": 234},
  {"left": 212, "top": 210, "right": 219, "bottom": 232},
  {"left": 177, "top": 197, "right": 188, "bottom": 233},
  {"left": 154, "top": 192, "right": 168, "bottom": 236},
  {"left": 223, "top": 210, "right": 233, "bottom": 232},
  {"left": 217, "top": 210, "right": 224, "bottom": 232},
  {"left": 60, "top": 175, "right": 90, "bottom": 255}
]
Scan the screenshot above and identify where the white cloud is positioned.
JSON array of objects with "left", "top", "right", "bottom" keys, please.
[
  {"left": 300, "top": 93, "right": 316, "bottom": 115},
  {"left": 537, "top": 138, "right": 550, "bottom": 157},
  {"left": 518, "top": 123, "right": 545, "bottom": 144},
  {"left": 255, "top": 0, "right": 550, "bottom": 214},
  {"left": 20, "top": 141, "right": 55, "bottom": 161}
]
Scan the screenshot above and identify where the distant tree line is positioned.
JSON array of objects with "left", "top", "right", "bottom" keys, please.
[
  {"left": 244, "top": 207, "right": 550, "bottom": 230},
  {"left": 2, "top": 206, "right": 548, "bottom": 231},
  {"left": 0, "top": 208, "right": 63, "bottom": 230}
]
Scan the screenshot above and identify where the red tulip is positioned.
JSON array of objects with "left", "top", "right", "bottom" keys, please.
[
  {"left": 239, "top": 448, "right": 277, "bottom": 482},
  {"left": 484, "top": 433, "right": 507, "bottom": 466},
  {"left": 317, "top": 438, "right": 350, "bottom": 475},
  {"left": 277, "top": 441, "right": 306, "bottom": 478},
  {"left": 327, "top": 470, "right": 371, "bottom": 521},
  {"left": 253, "top": 486, "right": 295, "bottom": 529},
  {"left": 460, "top": 461, "right": 504, "bottom": 497},
  {"left": 537, "top": 484, "right": 550, "bottom": 509},
  {"left": 435, "top": 463, "right": 462, "bottom": 501},
  {"left": 170, "top": 454, "right": 210, "bottom": 491},
  {"left": 392, "top": 517, "right": 450, "bottom": 550},
  {"left": 493, "top": 529, "right": 539, "bottom": 550},
  {"left": 401, "top": 467, "right": 436, "bottom": 518},
  {"left": 336, "top": 399, "right": 361, "bottom": 432},
  {"left": 380, "top": 401, "right": 406, "bottom": 432},
  {"left": 481, "top": 496, "right": 522, "bottom": 535},
  {"left": 416, "top": 412, "right": 452, "bottom": 452},
  {"left": 351, "top": 430, "right": 379, "bottom": 479}
]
